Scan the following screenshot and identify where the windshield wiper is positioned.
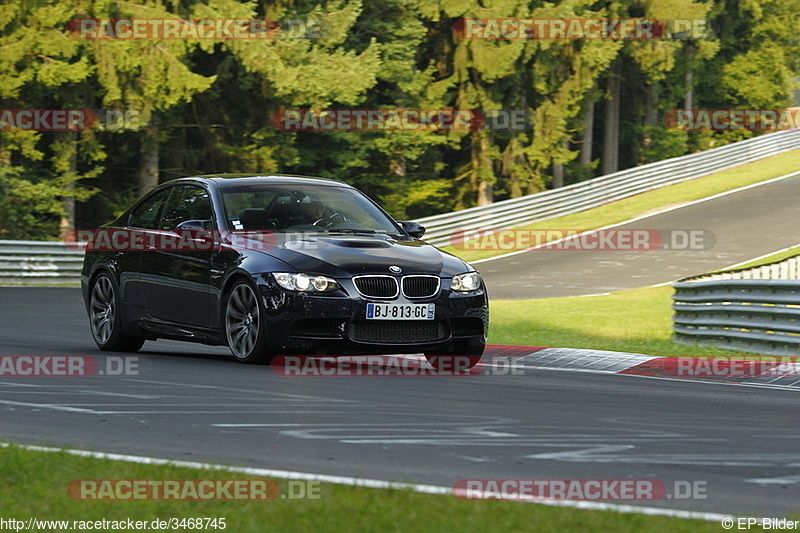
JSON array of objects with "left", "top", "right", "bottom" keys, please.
[{"left": 330, "top": 228, "right": 407, "bottom": 239}]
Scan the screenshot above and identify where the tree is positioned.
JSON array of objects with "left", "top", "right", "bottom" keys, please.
[
  {"left": 425, "top": 0, "right": 527, "bottom": 206},
  {"left": 75, "top": 0, "right": 218, "bottom": 196},
  {"left": 0, "top": 0, "right": 98, "bottom": 238}
]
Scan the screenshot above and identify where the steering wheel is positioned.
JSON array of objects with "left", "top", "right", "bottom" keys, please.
[{"left": 313, "top": 212, "right": 346, "bottom": 228}]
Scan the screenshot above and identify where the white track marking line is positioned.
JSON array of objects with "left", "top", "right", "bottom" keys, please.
[
  {"left": 78, "top": 390, "right": 161, "bottom": 399},
  {"left": 0, "top": 381, "right": 39, "bottom": 388},
  {"left": 746, "top": 474, "right": 800, "bottom": 486},
  {"left": 474, "top": 171, "right": 800, "bottom": 264},
  {"left": 0, "top": 399, "right": 107, "bottom": 413},
  {"left": 0, "top": 441, "right": 736, "bottom": 522},
  {"left": 719, "top": 243, "right": 800, "bottom": 271}
]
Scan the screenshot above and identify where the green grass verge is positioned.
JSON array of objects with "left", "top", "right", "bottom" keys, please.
[
  {"left": 0, "top": 445, "right": 729, "bottom": 532},
  {"left": 488, "top": 285, "right": 754, "bottom": 357},
  {"left": 445, "top": 149, "right": 800, "bottom": 262},
  {"left": 718, "top": 244, "right": 800, "bottom": 272}
]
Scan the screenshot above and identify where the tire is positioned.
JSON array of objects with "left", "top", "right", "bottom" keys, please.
[
  {"left": 88, "top": 273, "right": 145, "bottom": 352},
  {"left": 224, "top": 279, "right": 273, "bottom": 364},
  {"left": 425, "top": 339, "right": 484, "bottom": 371}
]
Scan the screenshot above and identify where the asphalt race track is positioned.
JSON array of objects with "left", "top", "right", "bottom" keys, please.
[
  {"left": 2, "top": 174, "right": 800, "bottom": 518},
  {"left": 0, "top": 287, "right": 798, "bottom": 517},
  {"left": 478, "top": 173, "right": 800, "bottom": 298}
]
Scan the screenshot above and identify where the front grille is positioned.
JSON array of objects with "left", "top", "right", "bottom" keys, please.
[
  {"left": 402, "top": 275, "right": 440, "bottom": 298},
  {"left": 349, "top": 321, "right": 448, "bottom": 344},
  {"left": 353, "top": 276, "right": 398, "bottom": 298}
]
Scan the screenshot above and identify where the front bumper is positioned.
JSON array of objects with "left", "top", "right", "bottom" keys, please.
[{"left": 254, "top": 273, "right": 488, "bottom": 354}]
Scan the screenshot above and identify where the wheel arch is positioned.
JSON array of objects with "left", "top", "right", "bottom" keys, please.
[
  {"left": 218, "top": 270, "right": 260, "bottom": 321},
  {"left": 220, "top": 270, "right": 272, "bottom": 363},
  {"left": 84, "top": 264, "right": 117, "bottom": 314}
]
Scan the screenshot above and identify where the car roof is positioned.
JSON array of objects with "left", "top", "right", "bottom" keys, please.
[{"left": 164, "top": 174, "right": 353, "bottom": 189}]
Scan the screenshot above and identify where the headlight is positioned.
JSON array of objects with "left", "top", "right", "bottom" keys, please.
[
  {"left": 273, "top": 273, "right": 339, "bottom": 292},
  {"left": 451, "top": 272, "right": 482, "bottom": 292}
]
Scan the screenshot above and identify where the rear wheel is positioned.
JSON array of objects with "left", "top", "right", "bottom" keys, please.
[
  {"left": 89, "top": 273, "right": 145, "bottom": 352},
  {"left": 224, "top": 279, "right": 273, "bottom": 364}
]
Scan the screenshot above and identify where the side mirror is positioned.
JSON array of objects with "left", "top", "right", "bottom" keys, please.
[
  {"left": 176, "top": 220, "right": 215, "bottom": 245},
  {"left": 398, "top": 220, "right": 426, "bottom": 239}
]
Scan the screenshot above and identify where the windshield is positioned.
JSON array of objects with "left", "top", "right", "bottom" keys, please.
[{"left": 220, "top": 183, "right": 402, "bottom": 235}]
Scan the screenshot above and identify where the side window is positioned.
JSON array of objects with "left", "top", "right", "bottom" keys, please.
[
  {"left": 128, "top": 189, "right": 170, "bottom": 229},
  {"left": 159, "top": 186, "right": 213, "bottom": 230}
]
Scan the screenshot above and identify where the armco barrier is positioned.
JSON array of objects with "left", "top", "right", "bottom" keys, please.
[
  {"left": 415, "top": 129, "right": 800, "bottom": 246},
  {"left": 0, "top": 240, "right": 84, "bottom": 285},
  {"left": 672, "top": 254, "right": 800, "bottom": 355}
]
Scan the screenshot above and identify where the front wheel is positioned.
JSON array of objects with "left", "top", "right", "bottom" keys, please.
[
  {"left": 88, "top": 273, "right": 145, "bottom": 352},
  {"left": 224, "top": 280, "right": 273, "bottom": 364}
]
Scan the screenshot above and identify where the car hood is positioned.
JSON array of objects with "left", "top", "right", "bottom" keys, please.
[{"left": 239, "top": 234, "right": 472, "bottom": 277}]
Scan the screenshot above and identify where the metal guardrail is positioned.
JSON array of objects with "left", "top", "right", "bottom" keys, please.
[
  {"left": 0, "top": 240, "right": 84, "bottom": 285},
  {"left": 416, "top": 129, "right": 800, "bottom": 246},
  {"left": 673, "top": 253, "right": 800, "bottom": 355}
]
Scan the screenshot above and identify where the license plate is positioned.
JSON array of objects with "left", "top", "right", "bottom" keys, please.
[{"left": 366, "top": 303, "right": 435, "bottom": 320}]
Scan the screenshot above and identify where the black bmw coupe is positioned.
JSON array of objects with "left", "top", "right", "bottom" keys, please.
[{"left": 81, "top": 175, "right": 488, "bottom": 365}]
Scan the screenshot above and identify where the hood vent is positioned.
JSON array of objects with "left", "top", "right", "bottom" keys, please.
[{"left": 335, "top": 239, "right": 390, "bottom": 248}]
